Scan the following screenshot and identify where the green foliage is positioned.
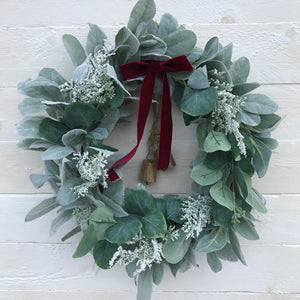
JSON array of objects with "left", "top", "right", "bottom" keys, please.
[
  {"left": 141, "top": 209, "right": 167, "bottom": 238},
  {"left": 93, "top": 240, "right": 118, "bottom": 269},
  {"left": 180, "top": 87, "right": 218, "bottom": 117},
  {"left": 25, "top": 197, "right": 58, "bottom": 222},
  {"left": 127, "top": 0, "right": 156, "bottom": 33},
  {"left": 195, "top": 227, "right": 227, "bottom": 252},
  {"left": 162, "top": 229, "right": 191, "bottom": 264},
  {"left": 187, "top": 67, "right": 210, "bottom": 90},
  {"left": 123, "top": 190, "right": 156, "bottom": 215},
  {"left": 39, "top": 118, "right": 69, "bottom": 144},
  {"left": 137, "top": 269, "right": 153, "bottom": 300},
  {"left": 18, "top": 97, "right": 46, "bottom": 115},
  {"left": 243, "top": 94, "right": 278, "bottom": 115},
  {"left": 62, "top": 34, "right": 86, "bottom": 66},
  {"left": 39, "top": 68, "right": 66, "bottom": 85},
  {"left": 207, "top": 252, "right": 222, "bottom": 272},
  {"left": 191, "top": 162, "right": 223, "bottom": 186},
  {"left": 86, "top": 23, "right": 107, "bottom": 55},
  {"left": 210, "top": 181, "right": 235, "bottom": 211},
  {"left": 204, "top": 131, "right": 231, "bottom": 153},
  {"left": 229, "top": 57, "right": 250, "bottom": 85}
]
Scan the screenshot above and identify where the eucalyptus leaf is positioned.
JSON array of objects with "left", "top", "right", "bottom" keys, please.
[
  {"left": 191, "top": 162, "right": 223, "bottom": 186},
  {"left": 207, "top": 252, "right": 222, "bottom": 272},
  {"left": 204, "top": 131, "right": 231, "bottom": 153},
  {"left": 25, "top": 197, "right": 58, "bottom": 222},
  {"left": 63, "top": 102, "right": 102, "bottom": 130},
  {"left": 61, "top": 226, "right": 81, "bottom": 241},
  {"left": 252, "top": 137, "right": 272, "bottom": 178},
  {"left": 196, "top": 119, "right": 209, "bottom": 150},
  {"left": 105, "top": 217, "right": 142, "bottom": 244},
  {"left": 152, "top": 263, "right": 164, "bottom": 285},
  {"left": 62, "top": 34, "right": 86, "bottom": 66},
  {"left": 93, "top": 240, "right": 118, "bottom": 269},
  {"left": 229, "top": 228, "right": 247, "bottom": 265},
  {"left": 195, "top": 227, "right": 227, "bottom": 252},
  {"left": 137, "top": 269, "right": 153, "bottom": 300},
  {"left": 240, "top": 110, "right": 261, "bottom": 126},
  {"left": 233, "top": 217, "right": 259, "bottom": 240},
  {"left": 100, "top": 107, "right": 120, "bottom": 133},
  {"left": 141, "top": 209, "right": 167, "bottom": 239},
  {"left": 187, "top": 67, "right": 210, "bottom": 90},
  {"left": 214, "top": 43, "right": 233, "bottom": 66},
  {"left": 103, "top": 179, "right": 125, "bottom": 205},
  {"left": 211, "top": 201, "right": 233, "bottom": 227},
  {"left": 162, "top": 229, "right": 191, "bottom": 264},
  {"left": 73, "top": 223, "right": 98, "bottom": 258},
  {"left": 86, "top": 23, "right": 107, "bottom": 55},
  {"left": 180, "top": 87, "right": 218, "bottom": 117},
  {"left": 39, "top": 118, "right": 69, "bottom": 144},
  {"left": 245, "top": 188, "right": 267, "bottom": 213},
  {"left": 234, "top": 166, "right": 248, "bottom": 199},
  {"left": 197, "top": 37, "right": 220, "bottom": 64},
  {"left": 229, "top": 57, "right": 250, "bottom": 84},
  {"left": 215, "top": 243, "right": 238, "bottom": 262},
  {"left": 210, "top": 181, "right": 235, "bottom": 211},
  {"left": 186, "top": 46, "right": 203, "bottom": 64}
]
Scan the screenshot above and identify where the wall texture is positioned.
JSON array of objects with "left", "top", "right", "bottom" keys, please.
[{"left": 1, "top": 0, "right": 300, "bottom": 299}]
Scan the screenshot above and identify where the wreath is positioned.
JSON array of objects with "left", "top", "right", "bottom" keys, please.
[{"left": 16, "top": 0, "right": 280, "bottom": 299}]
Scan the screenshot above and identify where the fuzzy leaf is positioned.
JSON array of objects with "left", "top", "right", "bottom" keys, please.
[
  {"left": 232, "top": 82, "right": 260, "bottom": 96},
  {"left": 198, "top": 37, "right": 220, "bottom": 63},
  {"left": 229, "top": 228, "right": 247, "bottom": 265},
  {"left": 62, "top": 34, "right": 86, "bottom": 66},
  {"left": 115, "top": 26, "right": 140, "bottom": 57},
  {"left": 243, "top": 94, "right": 278, "bottom": 115},
  {"left": 86, "top": 23, "right": 107, "bottom": 55},
  {"left": 165, "top": 29, "right": 197, "bottom": 57},
  {"left": 152, "top": 263, "right": 164, "bottom": 285},
  {"left": 41, "top": 145, "right": 74, "bottom": 160},
  {"left": 50, "top": 210, "right": 73, "bottom": 236},
  {"left": 18, "top": 97, "right": 46, "bottom": 115},
  {"left": 233, "top": 217, "right": 259, "bottom": 240},
  {"left": 39, "top": 68, "right": 66, "bottom": 85},
  {"left": 159, "top": 13, "right": 178, "bottom": 38},
  {"left": 229, "top": 57, "right": 250, "bottom": 84},
  {"left": 15, "top": 116, "right": 43, "bottom": 138},
  {"left": 25, "top": 197, "right": 58, "bottom": 222},
  {"left": 127, "top": 0, "right": 156, "bottom": 33},
  {"left": 187, "top": 66, "right": 210, "bottom": 90},
  {"left": 246, "top": 188, "right": 267, "bottom": 213},
  {"left": 62, "top": 129, "right": 87, "bottom": 148},
  {"left": 240, "top": 110, "right": 261, "bottom": 126}
]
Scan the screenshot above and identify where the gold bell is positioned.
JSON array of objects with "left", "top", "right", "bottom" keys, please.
[{"left": 140, "top": 159, "right": 157, "bottom": 183}]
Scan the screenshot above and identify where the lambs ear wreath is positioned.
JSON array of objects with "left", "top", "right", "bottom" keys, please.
[{"left": 17, "top": 0, "right": 280, "bottom": 299}]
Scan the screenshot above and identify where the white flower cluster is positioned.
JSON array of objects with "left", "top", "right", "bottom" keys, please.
[
  {"left": 209, "top": 69, "right": 246, "bottom": 155},
  {"left": 109, "top": 233, "right": 163, "bottom": 276},
  {"left": 73, "top": 151, "right": 110, "bottom": 197},
  {"left": 60, "top": 43, "right": 115, "bottom": 104},
  {"left": 181, "top": 194, "right": 212, "bottom": 239}
]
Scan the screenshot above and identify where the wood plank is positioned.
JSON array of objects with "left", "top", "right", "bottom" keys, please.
[
  {"left": 0, "top": 23, "right": 299, "bottom": 85},
  {"left": 0, "top": 290, "right": 299, "bottom": 300},
  {"left": 0, "top": 243, "right": 299, "bottom": 292},
  {"left": 1, "top": 194, "right": 299, "bottom": 245},
  {"left": 0, "top": 0, "right": 299, "bottom": 27}
]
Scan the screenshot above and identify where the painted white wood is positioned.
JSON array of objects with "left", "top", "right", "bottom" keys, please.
[
  {"left": 0, "top": 290, "right": 299, "bottom": 300},
  {"left": 1, "top": 0, "right": 299, "bottom": 298},
  {"left": 1, "top": 195, "right": 300, "bottom": 245},
  {"left": 1, "top": 0, "right": 300, "bottom": 26},
  {"left": 0, "top": 22, "right": 300, "bottom": 87}
]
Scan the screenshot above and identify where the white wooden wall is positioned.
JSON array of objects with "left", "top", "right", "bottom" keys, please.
[{"left": 1, "top": 0, "right": 300, "bottom": 299}]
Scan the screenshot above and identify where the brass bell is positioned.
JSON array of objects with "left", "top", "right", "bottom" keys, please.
[{"left": 140, "top": 159, "right": 157, "bottom": 183}]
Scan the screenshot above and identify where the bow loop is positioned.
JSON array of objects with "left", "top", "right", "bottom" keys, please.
[{"left": 108, "top": 55, "right": 193, "bottom": 181}]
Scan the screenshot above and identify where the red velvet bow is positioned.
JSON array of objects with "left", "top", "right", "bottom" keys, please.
[{"left": 108, "top": 55, "right": 193, "bottom": 181}]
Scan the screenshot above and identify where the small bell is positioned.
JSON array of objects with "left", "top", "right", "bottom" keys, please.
[{"left": 140, "top": 158, "right": 157, "bottom": 183}]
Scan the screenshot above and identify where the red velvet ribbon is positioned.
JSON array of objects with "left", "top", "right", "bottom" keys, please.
[{"left": 108, "top": 55, "right": 193, "bottom": 181}]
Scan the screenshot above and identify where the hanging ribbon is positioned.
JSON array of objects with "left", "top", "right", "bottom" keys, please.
[{"left": 108, "top": 55, "right": 193, "bottom": 181}]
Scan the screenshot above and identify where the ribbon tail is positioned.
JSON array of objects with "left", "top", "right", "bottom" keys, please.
[
  {"left": 108, "top": 68, "right": 156, "bottom": 181},
  {"left": 156, "top": 72, "right": 173, "bottom": 170}
]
